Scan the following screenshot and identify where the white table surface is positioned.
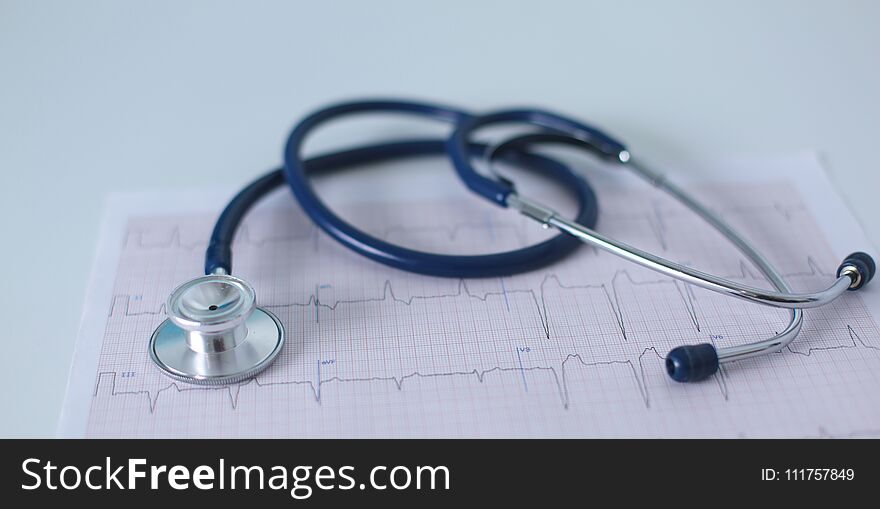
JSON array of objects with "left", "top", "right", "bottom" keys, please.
[{"left": 1, "top": 0, "right": 877, "bottom": 437}]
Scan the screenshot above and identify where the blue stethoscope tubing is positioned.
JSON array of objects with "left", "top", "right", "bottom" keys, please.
[
  {"left": 198, "top": 99, "right": 874, "bottom": 384},
  {"left": 205, "top": 102, "right": 600, "bottom": 277}
]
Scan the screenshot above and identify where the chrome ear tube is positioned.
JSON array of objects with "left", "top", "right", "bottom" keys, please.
[{"left": 472, "top": 129, "right": 874, "bottom": 382}]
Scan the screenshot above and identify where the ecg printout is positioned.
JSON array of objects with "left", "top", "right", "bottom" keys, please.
[{"left": 60, "top": 153, "right": 880, "bottom": 437}]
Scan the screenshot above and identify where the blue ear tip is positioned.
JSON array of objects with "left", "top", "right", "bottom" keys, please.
[
  {"left": 665, "top": 344, "right": 719, "bottom": 383},
  {"left": 838, "top": 252, "right": 875, "bottom": 290}
]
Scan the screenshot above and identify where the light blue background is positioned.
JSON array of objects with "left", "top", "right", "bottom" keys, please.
[{"left": 1, "top": 0, "right": 878, "bottom": 436}]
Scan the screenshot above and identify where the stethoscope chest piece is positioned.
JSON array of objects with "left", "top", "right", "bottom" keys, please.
[{"left": 149, "top": 274, "right": 284, "bottom": 385}]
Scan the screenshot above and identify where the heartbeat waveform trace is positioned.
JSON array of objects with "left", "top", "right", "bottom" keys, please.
[
  {"left": 97, "top": 253, "right": 878, "bottom": 415},
  {"left": 94, "top": 347, "right": 663, "bottom": 413},
  {"left": 108, "top": 256, "right": 833, "bottom": 343},
  {"left": 93, "top": 322, "right": 878, "bottom": 415}
]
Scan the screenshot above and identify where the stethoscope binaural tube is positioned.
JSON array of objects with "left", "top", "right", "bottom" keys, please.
[{"left": 446, "top": 112, "right": 875, "bottom": 382}]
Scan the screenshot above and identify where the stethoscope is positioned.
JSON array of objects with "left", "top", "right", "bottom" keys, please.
[{"left": 149, "top": 99, "right": 875, "bottom": 387}]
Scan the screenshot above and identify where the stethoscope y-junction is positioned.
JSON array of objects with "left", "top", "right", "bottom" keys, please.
[{"left": 149, "top": 99, "right": 875, "bottom": 386}]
